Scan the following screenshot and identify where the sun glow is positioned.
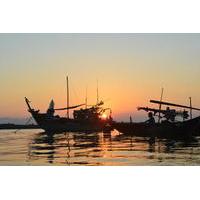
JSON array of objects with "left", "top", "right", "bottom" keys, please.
[{"left": 101, "top": 113, "right": 107, "bottom": 120}]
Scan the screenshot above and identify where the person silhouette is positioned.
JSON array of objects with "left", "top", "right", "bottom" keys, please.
[{"left": 145, "top": 112, "right": 155, "bottom": 125}]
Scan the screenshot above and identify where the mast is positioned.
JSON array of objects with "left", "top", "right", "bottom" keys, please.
[
  {"left": 130, "top": 115, "right": 133, "bottom": 123},
  {"left": 66, "top": 76, "right": 69, "bottom": 118},
  {"left": 96, "top": 80, "right": 99, "bottom": 104},
  {"left": 85, "top": 86, "right": 88, "bottom": 109},
  {"left": 189, "top": 97, "right": 192, "bottom": 119},
  {"left": 158, "top": 88, "right": 164, "bottom": 123}
]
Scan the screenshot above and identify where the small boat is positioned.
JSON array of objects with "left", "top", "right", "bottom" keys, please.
[
  {"left": 114, "top": 116, "right": 200, "bottom": 139},
  {"left": 114, "top": 98, "right": 200, "bottom": 139}
]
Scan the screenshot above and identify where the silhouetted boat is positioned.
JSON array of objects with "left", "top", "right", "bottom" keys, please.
[
  {"left": 114, "top": 116, "right": 200, "bottom": 139},
  {"left": 25, "top": 97, "right": 113, "bottom": 133},
  {"left": 114, "top": 98, "right": 200, "bottom": 139},
  {"left": 25, "top": 77, "right": 113, "bottom": 133}
]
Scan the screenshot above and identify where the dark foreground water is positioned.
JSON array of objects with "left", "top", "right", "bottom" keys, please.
[{"left": 0, "top": 129, "right": 200, "bottom": 165}]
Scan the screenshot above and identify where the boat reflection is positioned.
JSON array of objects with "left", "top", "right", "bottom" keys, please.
[{"left": 27, "top": 130, "right": 200, "bottom": 165}]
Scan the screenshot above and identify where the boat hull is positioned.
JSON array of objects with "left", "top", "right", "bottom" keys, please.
[
  {"left": 30, "top": 111, "right": 108, "bottom": 133},
  {"left": 114, "top": 116, "right": 200, "bottom": 139}
]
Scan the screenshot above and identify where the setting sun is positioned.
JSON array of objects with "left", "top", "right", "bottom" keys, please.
[{"left": 101, "top": 113, "right": 107, "bottom": 120}]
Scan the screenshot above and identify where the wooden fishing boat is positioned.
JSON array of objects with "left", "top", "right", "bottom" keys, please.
[
  {"left": 25, "top": 77, "right": 113, "bottom": 133},
  {"left": 25, "top": 97, "right": 112, "bottom": 133},
  {"left": 114, "top": 116, "right": 200, "bottom": 139},
  {"left": 114, "top": 97, "right": 200, "bottom": 139}
]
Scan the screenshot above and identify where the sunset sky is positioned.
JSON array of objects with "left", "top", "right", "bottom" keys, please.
[{"left": 1, "top": 33, "right": 200, "bottom": 123}]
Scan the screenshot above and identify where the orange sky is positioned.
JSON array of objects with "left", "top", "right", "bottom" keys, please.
[{"left": 1, "top": 33, "right": 200, "bottom": 122}]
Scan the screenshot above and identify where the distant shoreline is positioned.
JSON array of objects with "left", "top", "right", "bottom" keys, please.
[{"left": 0, "top": 124, "right": 40, "bottom": 130}]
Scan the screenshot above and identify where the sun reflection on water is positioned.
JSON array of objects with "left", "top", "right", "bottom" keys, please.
[{"left": 0, "top": 129, "right": 200, "bottom": 165}]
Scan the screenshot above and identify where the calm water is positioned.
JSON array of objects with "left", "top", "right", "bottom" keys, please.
[{"left": 0, "top": 129, "right": 200, "bottom": 165}]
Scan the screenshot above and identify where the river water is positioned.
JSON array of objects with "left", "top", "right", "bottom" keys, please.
[{"left": 0, "top": 129, "right": 200, "bottom": 165}]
